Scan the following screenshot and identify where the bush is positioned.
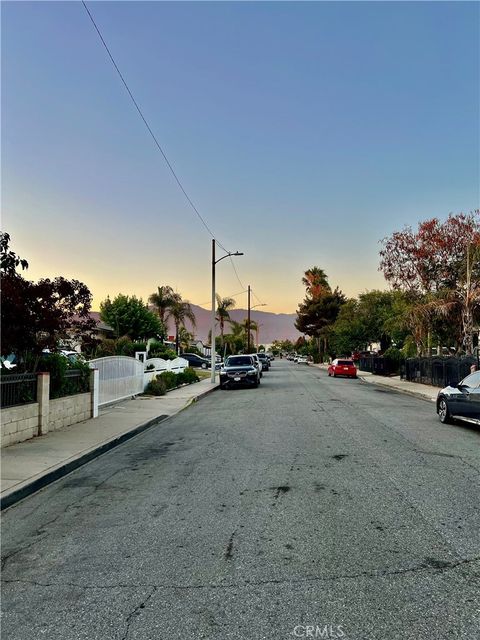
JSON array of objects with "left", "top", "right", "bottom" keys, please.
[
  {"left": 37, "top": 353, "right": 90, "bottom": 398},
  {"left": 121, "top": 341, "right": 147, "bottom": 356},
  {"left": 145, "top": 363, "right": 155, "bottom": 371},
  {"left": 158, "top": 370, "right": 178, "bottom": 390},
  {"left": 150, "top": 348, "right": 177, "bottom": 361},
  {"left": 144, "top": 377, "right": 167, "bottom": 396},
  {"left": 177, "top": 367, "right": 199, "bottom": 385}
]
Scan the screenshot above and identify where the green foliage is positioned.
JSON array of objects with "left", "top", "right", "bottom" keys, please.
[
  {"left": 1, "top": 235, "right": 95, "bottom": 362},
  {"left": 37, "top": 353, "right": 90, "bottom": 399},
  {"left": 100, "top": 294, "right": 164, "bottom": 341},
  {"left": 144, "top": 377, "right": 167, "bottom": 396},
  {"left": 94, "top": 339, "right": 116, "bottom": 357},
  {"left": 158, "top": 371, "right": 178, "bottom": 390},
  {"left": 150, "top": 347, "right": 177, "bottom": 360},
  {"left": 330, "top": 290, "right": 414, "bottom": 356},
  {"left": 176, "top": 367, "right": 199, "bottom": 385},
  {"left": 122, "top": 341, "right": 147, "bottom": 357}
]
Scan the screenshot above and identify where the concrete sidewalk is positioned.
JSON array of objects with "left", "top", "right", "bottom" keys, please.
[
  {"left": 312, "top": 363, "right": 441, "bottom": 402},
  {"left": 1, "top": 378, "right": 218, "bottom": 510}
]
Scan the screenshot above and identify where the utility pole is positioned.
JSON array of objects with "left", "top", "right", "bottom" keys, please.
[
  {"left": 211, "top": 239, "right": 216, "bottom": 382},
  {"left": 247, "top": 285, "right": 251, "bottom": 353},
  {"left": 211, "top": 241, "right": 244, "bottom": 382}
]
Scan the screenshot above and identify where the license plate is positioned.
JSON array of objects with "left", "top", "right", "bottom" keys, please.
[
  {"left": 343, "top": 367, "right": 349, "bottom": 370},
  {"left": 234, "top": 376, "right": 241, "bottom": 381}
]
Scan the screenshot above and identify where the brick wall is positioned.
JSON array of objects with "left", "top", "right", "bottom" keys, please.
[
  {"left": 1, "top": 370, "right": 98, "bottom": 448},
  {"left": 1, "top": 403, "right": 39, "bottom": 447},
  {"left": 49, "top": 393, "right": 91, "bottom": 431}
]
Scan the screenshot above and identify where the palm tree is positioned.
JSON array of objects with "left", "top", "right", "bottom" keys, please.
[
  {"left": 166, "top": 297, "right": 196, "bottom": 354},
  {"left": 302, "top": 267, "right": 330, "bottom": 299},
  {"left": 223, "top": 320, "right": 244, "bottom": 355},
  {"left": 149, "top": 286, "right": 178, "bottom": 325},
  {"left": 241, "top": 318, "right": 258, "bottom": 352},
  {"left": 216, "top": 294, "right": 236, "bottom": 347},
  {"left": 178, "top": 326, "right": 194, "bottom": 354}
]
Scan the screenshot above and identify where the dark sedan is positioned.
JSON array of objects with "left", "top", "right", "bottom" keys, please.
[
  {"left": 437, "top": 370, "right": 480, "bottom": 426},
  {"left": 220, "top": 355, "right": 260, "bottom": 389},
  {"left": 180, "top": 353, "right": 210, "bottom": 369}
]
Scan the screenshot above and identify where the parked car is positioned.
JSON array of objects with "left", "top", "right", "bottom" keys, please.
[
  {"left": 436, "top": 370, "right": 480, "bottom": 426},
  {"left": 328, "top": 359, "right": 357, "bottom": 378},
  {"left": 266, "top": 352, "right": 274, "bottom": 361},
  {"left": 297, "top": 355, "right": 308, "bottom": 364},
  {"left": 257, "top": 353, "right": 270, "bottom": 371},
  {"left": 220, "top": 355, "right": 260, "bottom": 389},
  {"left": 180, "top": 353, "right": 211, "bottom": 369},
  {"left": 248, "top": 353, "right": 263, "bottom": 377}
]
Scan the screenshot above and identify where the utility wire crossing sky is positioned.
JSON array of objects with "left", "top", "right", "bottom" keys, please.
[{"left": 2, "top": 1, "right": 478, "bottom": 313}]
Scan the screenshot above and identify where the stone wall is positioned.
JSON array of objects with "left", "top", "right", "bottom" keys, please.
[
  {"left": 1, "top": 403, "right": 39, "bottom": 447},
  {"left": 1, "top": 370, "right": 98, "bottom": 448},
  {"left": 49, "top": 393, "right": 91, "bottom": 432}
]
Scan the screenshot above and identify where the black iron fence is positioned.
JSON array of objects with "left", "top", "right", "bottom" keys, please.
[
  {"left": 359, "top": 356, "right": 400, "bottom": 376},
  {"left": 1, "top": 373, "right": 37, "bottom": 408},
  {"left": 49, "top": 369, "right": 90, "bottom": 399},
  {"left": 402, "top": 356, "right": 478, "bottom": 388}
]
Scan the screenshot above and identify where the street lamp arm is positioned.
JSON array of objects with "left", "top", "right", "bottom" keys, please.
[{"left": 215, "top": 251, "right": 244, "bottom": 265}]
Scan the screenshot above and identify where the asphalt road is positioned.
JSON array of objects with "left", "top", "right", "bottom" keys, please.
[{"left": 2, "top": 361, "right": 479, "bottom": 640}]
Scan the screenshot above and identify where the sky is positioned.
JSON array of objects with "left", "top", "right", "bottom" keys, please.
[{"left": 2, "top": 1, "right": 479, "bottom": 314}]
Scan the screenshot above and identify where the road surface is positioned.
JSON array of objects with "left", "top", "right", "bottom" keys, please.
[{"left": 2, "top": 361, "right": 479, "bottom": 639}]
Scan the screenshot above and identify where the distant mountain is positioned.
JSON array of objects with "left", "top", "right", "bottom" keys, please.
[{"left": 165, "top": 304, "right": 301, "bottom": 345}]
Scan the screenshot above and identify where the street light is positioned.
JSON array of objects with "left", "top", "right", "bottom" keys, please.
[
  {"left": 211, "top": 240, "right": 243, "bottom": 383},
  {"left": 246, "top": 285, "right": 266, "bottom": 352}
]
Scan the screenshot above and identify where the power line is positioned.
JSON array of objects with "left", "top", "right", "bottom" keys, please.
[
  {"left": 81, "top": 2, "right": 261, "bottom": 299},
  {"left": 81, "top": 1, "right": 229, "bottom": 253},
  {"left": 195, "top": 289, "right": 247, "bottom": 308}
]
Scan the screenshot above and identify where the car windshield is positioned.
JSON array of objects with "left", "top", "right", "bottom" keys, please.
[
  {"left": 459, "top": 371, "right": 480, "bottom": 388},
  {"left": 338, "top": 360, "right": 354, "bottom": 366},
  {"left": 226, "top": 356, "right": 252, "bottom": 367}
]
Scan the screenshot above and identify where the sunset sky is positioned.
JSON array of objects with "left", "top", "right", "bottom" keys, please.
[{"left": 3, "top": 1, "right": 479, "bottom": 314}]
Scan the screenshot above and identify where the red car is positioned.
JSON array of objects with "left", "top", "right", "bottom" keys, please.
[{"left": 328, "top": 358, "right": 357, "bottom": 378}]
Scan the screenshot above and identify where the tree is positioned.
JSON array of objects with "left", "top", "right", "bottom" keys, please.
[
  {"left": 1, "top": 232, "right": 28, "bottom": 275},
  {"left": 165, "top": 296, "right": 196, "bottom": 354},
  {"left": 178, "top": 326, "right": 194, "bottom": 353},
  {"left": 1, "top": 234, "right": 95, "bottom": 366},
  {"left": 149, "top": 286, "right": 178, "bottom": 329},
  {"left": 295, "top": 268, "right": 346, "bottom": 358},
  {"left": 379, "top": 211, "right": 480, "bottom": 353},
  {"left": 330, "top": 291, "right": 413, "bottom": 356},
  {"left": 100, "top": 295, "right": 163, "bottom": 341},
  {"left": 301, "top": 267, "right": 330, "bottom": 298},
  {"left": 216, "top": 295, "right": 236, "bottom": 347}
]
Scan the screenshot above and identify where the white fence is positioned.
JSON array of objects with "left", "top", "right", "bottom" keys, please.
[
  {"left": 143, "top": 357, "right": 188, "bottom": 387},
  {"left": 88, "top": 356, "right": 144, "bottom": 407}
]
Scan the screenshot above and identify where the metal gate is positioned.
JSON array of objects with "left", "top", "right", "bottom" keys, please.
[{"left": 88, "top": 356, "right": 144, "bottom": 407}]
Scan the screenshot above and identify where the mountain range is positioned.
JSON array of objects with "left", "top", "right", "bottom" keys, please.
[{"left": 167, "top": 304, "right": 301, "bottom": 345}]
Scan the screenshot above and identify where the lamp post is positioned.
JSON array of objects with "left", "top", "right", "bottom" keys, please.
[
  {"left": 246, "top": 288, "right": 266, "bottom": 352},
  {"left": 211, "top": 240, "right": 243, "bottom": 382}
]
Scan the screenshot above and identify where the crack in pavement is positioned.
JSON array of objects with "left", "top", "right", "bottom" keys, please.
[
  {"left": 3, "top": 555, "right": 479, "bottom": 593},
  {"left": 122, "top": 585, "right": 158, "bottom": 640}
]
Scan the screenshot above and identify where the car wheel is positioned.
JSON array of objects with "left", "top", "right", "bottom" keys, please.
[
  {"left": 201, "top": 363, "right": 207, "bottom": 369},
  {"left": 438, "top": 398, "right": 453, "bottom": 424}
]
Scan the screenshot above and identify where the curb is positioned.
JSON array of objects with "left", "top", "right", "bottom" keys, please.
[
  {"left": 357, "top": 375, "right": 437, "bottom": 403},
  {"left": 1, "top": 383, "right": 219, "bottom": 511}
]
